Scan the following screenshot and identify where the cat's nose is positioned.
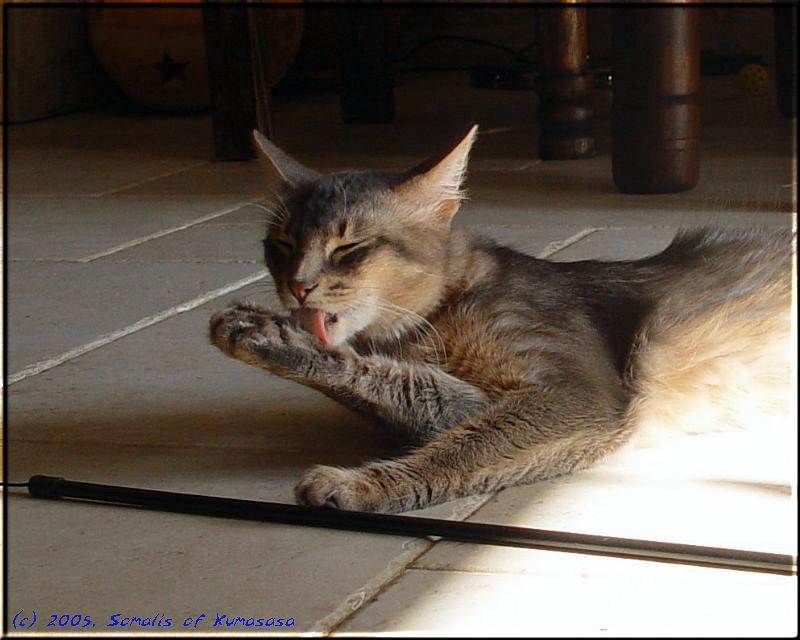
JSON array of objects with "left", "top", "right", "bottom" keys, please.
[{"left": 290, "top": 279, "right": 318, "bottom": 304}]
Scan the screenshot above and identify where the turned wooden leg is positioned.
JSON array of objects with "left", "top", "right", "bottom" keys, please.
[
  {"left": 202, "top": 3, "right": 272, "bottom": 160},
  {"left": 536, "top": 2, "right": 595, "bottom": 160},
  {"left": 774, "top": 1, "right": 796, "bottom": 119},
  {"left": 612, "top": 3, "right": 700, "bottom": 194},
  {"left": 335, "top": 6, "right": 394, "bottom": 123}
]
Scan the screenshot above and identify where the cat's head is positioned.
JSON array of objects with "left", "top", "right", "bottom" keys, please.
[{"left": 254, "top": 125, "right": 478, "bottom": 348}]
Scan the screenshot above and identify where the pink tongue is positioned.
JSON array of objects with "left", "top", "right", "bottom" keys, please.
[{"left": 292, "top": 308, "right": 329, "bottom": 347}]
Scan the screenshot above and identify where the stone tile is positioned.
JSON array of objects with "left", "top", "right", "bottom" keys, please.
[
  {"left": 418, "top": 431, "right": 796, "bottom": 574},
  {"left": 458, "top": 188, "right": 794, "bottom": 229},
  {"left": 338, "top": 568, "right": 796, "bottom": 635},
  {"left": 416, "top": 428, "right": 795, "bottom": 556},
  {"left": 415, "top": 538, "right": 794, "bottom": 581},
  {"left": 5, "top": 445, "right": 419, "bottom": 634},
  {"left": 118, "top": 162, "right": 272, "bottom": 198},
  {"left": 6, "top": 261, "right": 261, "bottom": 372},
  {"left": 7, "top": 111, "right": 213, "bottom": 197},
  {"left": 99, "top": 220, "right": 265, "bottom": 264},
  {"left": 6, "top": 150, "right": 207, "bottom": 198},
  {"left": 467, "top": 167, "right": 793, "bottom": 219},
  {"left": 6, "top": 110, "right": 212, "bottom": 157},
  {"left": 202, "top": 203, "right": 271, "bottom": 226},
  {"left": 549, "top": 227, "right": 678, "bottom": 261},
  {"left": 6, "top": 197, "right": 257, "bottom": 261}
]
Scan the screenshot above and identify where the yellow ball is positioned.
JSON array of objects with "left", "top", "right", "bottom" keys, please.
[{"left": 737, "top": 64, "right": 769, "bottom": 96}]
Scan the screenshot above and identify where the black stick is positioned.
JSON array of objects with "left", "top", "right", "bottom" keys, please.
[{"left": 27, "top": 475, "right": 796, "bottom": 576}]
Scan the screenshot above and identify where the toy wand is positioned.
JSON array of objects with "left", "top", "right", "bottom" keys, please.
[{"left": 22, "top": 475, "right": 796, "bottom": 576}]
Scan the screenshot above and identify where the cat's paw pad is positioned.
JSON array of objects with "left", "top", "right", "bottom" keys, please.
[
  {"left": 211, "top": 304, "right": 338, "bottom": 377},
  {"left": 209, "top": 302, "right": 273, "bottom": 357},
  {"left": 294, "top": 465, "right": 375, "bottom": 511}
]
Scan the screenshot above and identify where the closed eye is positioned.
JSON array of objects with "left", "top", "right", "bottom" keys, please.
[
  {"left": 331, "top": 241, "right": 365, "bottom": 259},
  {"left": 331, "top": 241, "right": 370, "bottom": 267},
  {"left": 266, "top": 238, "right": 294, "bottom": 255}
]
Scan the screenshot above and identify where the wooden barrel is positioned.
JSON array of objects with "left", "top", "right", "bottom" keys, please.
[
  {"left": 86, "top": 1, "right": 303, "bottom": 112},
  {"left": 611, "top": 4, "right": 700, "bottom": 194}
]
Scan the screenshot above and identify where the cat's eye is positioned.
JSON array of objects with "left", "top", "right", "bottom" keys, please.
[
  {"left": 267, "top": 237, "right": 294, "bottom": 255},
  {"left": 330, "top": 241, "right": 370, "bottom": 266},
  {"left": 332, "top": 241, "right": 364, "bottom": 258}
]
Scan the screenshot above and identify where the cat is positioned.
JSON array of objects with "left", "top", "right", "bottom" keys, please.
[{"left": 210, "top": 125, "right": 794, "bottom": 514}]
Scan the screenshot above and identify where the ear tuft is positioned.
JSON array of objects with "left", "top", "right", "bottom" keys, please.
[
  {"left": 395, "top": 124, "right": 478, "bottom": 222},
  {"left": 252, "top": 130, "right": 321, "bottom": 188}
]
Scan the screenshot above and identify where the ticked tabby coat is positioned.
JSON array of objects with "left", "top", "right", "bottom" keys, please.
[{"left": 210, "top": 125, "right": 793, "bottom": 514}]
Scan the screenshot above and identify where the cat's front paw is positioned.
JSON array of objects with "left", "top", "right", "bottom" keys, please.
[
  {"left": 294, "top": 465, "right": 409, "bottom": 513},
  {"left": 209, "top": 302, "right": 273, "bottom": 358},
  {"left": 210, "top": 303, "right": 342, "bottom": 377},
  {"left": 295, "top": 465, "right": 377, "bottom": 511}
]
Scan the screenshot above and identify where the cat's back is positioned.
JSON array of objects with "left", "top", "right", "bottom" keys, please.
[
  {"left": 449, "top": 225, "right": 794, "bottom": 439},
  {"left": 427, "top": 230, "right": 620, "bottom": 393}
]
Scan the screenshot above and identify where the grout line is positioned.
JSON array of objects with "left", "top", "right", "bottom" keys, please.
[
  {"left": 410, "top": 566, "right": 533, "bottom": 577},
  {"left": 537, "top": 228, "right": 598, "bottom": 259},
  {"left": 312, "top": 539, "right": 435, "bottom": 635},
  {"left": 10, "top": 258, "right": 261, "bottom": 265},
  {"left": 3, "top": 270, "right": 268, "bottom": 388},
  {"left": 77, "top": 202, "right": 256, "bottom": 262},
  {"left": 314, "top": 493, "right": 496, "bottom": 635},
  {"left": 89, "top": 160, "right": 210, "bottom": 197},
  {"left": 92, "top": 259, "right": 260, "bottom": 265}
]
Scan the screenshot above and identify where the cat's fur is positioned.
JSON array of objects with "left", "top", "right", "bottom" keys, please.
[{"left": 210, "top": 126, "right": 794, "bottom": 514}]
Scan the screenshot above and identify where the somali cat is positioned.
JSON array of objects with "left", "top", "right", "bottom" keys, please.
[{"left": 210, "top": 125, "right": 793, "bottom": 514}]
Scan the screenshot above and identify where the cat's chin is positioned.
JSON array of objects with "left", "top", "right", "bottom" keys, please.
[{"left": 327, "top": 308, "right": 377, "bottom": 347}]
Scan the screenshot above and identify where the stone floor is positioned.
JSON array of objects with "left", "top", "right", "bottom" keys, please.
[{"left": 2, "top": 73, "right": 797, "bottom": 635}]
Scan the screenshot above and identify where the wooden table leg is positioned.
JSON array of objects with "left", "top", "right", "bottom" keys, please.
[
  {"left": 612, "top": 3, "right": 700, "bottom": 194},
  {"left": 203, "top": 3, "right": 268, "bottom": 161},
  {"left": 335, "top": 5, "right": 394, "bottom": 123},
  {"left": 247, "top": 7, "right": 275, "bottom": 139},
  {"left": 536, "top": 2, "right": 595, "bottom": 160},
  {"left": 774, "top": 1, "right": 796, "bottom": 119}
]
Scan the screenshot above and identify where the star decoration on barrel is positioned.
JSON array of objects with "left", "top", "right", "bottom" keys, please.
[{"left": 152, "top": 52, "right": 189, "bottom": 84}]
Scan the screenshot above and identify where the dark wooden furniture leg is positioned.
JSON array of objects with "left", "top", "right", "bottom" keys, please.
[
  {"left": 202, "top": 3, "right": 272, "bottom": 160},
  {"left": 247, "top": 8, "right": 275, "bottom": 138},
  {"left": 612, "top": 3, "right": 700, "bottom": 194},
  {"left": 774, "top": 1, "right": 796, "bottom": 118},
  {"left": 335, "top": 5, "right": 394, "bottom": 123},
  {"left": 536, "top": 2, "right": 595, "bottom": 160}
]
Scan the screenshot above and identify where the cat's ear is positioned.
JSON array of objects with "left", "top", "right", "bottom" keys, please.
[
  {"left": 394, "top": 124, "right": 478, "bottom": 222},
  {"left": 252, "top": 130, "right": 321, "bottom": 188}
]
